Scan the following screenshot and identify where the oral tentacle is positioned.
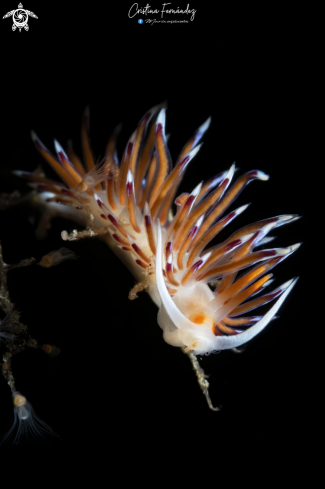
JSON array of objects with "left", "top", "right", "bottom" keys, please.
[{"left": 213, "top": 278, "right": 298, "bottom": 350}]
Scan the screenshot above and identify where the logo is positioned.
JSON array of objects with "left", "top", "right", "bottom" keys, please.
[
  {"left": 128, "top": 3, "right": 197, "bottom": 25},
  {"left": 3, "top": 3, "right": 38, "bottom": 32}
]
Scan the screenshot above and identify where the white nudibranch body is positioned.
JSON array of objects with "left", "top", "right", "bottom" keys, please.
[{"left": 13, "top": 103, "right": 300, "bottom": 408}]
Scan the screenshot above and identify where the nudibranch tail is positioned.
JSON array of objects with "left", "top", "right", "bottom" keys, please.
[{"left": 16, "top": 103, "right": 299, "bottom": 365}]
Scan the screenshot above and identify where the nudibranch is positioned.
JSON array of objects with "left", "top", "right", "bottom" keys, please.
[{"left": 13, "top": 103, "right": 300, "bottom": 409}]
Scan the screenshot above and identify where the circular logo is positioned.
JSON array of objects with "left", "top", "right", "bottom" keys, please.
[{"left": 13, "top": 8, "right": 28, "bottom": 28}]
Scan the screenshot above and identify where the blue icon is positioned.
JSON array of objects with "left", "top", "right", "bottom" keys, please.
[{"left": 138, "top": 19, "right": 143, "bottom": 24}]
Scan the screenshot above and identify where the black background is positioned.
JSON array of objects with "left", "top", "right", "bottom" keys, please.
[{"left": 0, "top": 0, "right": 311, "bottom": 478}]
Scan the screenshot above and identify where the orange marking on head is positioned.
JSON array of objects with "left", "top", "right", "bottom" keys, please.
[
  {"left": 191, "top": 313, "right": 206, "bottom": 324},
  {"left": 188, "top": 312, "right": 215, "bottom": 330}
]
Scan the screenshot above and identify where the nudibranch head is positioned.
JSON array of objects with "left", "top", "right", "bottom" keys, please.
[{"left": 17, "top": 102, "right": 300, "bottom": 356}]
